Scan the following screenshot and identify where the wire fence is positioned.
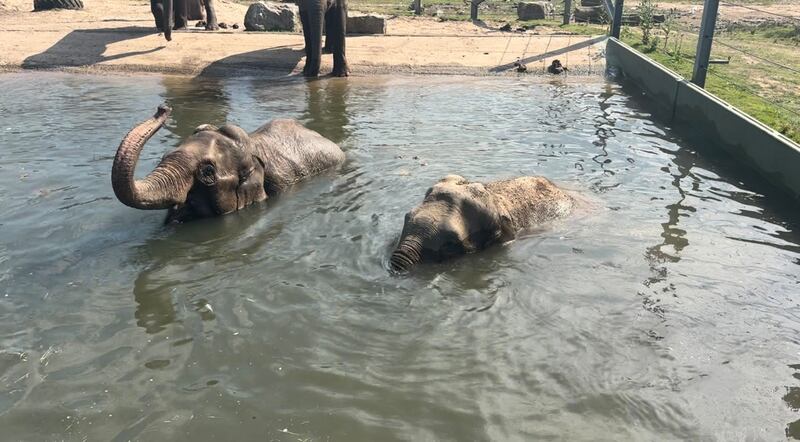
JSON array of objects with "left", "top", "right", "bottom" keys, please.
[
  {"left": 719, "top": 1, "right": 800, "bottom": 23},
  {"left": 347, "top": 0, "right": 572, "bottom": 22},
  {"left": 616, "top": 1, "right": 800, "bottom": 142}
]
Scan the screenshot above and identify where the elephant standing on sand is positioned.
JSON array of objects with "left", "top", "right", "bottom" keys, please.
[
  {"left": 152, "top": 0, "right": 219, "bottom": 41},
  {"left": 390, "top": 175, "right": 575, "bottom": 272},
  {"left": 299, "top": 0, "right": 349, "bottom": 77},
  {"left": 111, "top": 105, "right": 345, "bottom": 223}
]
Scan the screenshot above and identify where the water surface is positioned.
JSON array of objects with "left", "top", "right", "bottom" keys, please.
[{"left": 1, "top": 72, "right": 799, "bottom": 440}]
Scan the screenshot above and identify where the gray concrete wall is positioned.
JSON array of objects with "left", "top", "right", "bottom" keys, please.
[{"left": 606, "top": 38, "right": 800, "bottom": 200}]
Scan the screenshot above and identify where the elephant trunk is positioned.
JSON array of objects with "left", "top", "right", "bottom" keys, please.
[
  {"left": 390, "top": 237, "right": 423, "bottom": 272},
  {"left": 111, "top": 105, "right": 193, "bottom": 210},
  {"left": 164, "top": 0, "right": 173, "bottom": 41}
]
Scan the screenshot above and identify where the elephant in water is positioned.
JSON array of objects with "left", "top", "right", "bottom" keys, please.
[
  {"left": 390, "top": 175, "right": 575, "bottom": 272},
  {"left": 111, "top": 105, "right": 345, "bottom": 223},
  {"left": 152, "top": 0, "right": 219, "bottom": 41},
  {"left": 299, "top": 0, "right": 349, "bottom": 77}
]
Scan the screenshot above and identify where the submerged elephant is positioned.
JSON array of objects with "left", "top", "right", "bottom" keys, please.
[
  {"left": 152, "top": 0, "right": 219, "bottom": 41},
  {"left": 390, "top": 175, "right": 575, "bottom": 272},
  {"left": 299, "top": 0, "right": 349, "bottom": 77},
  {"left": 111, "top": 105, "right": 345, "bottom": 223}
]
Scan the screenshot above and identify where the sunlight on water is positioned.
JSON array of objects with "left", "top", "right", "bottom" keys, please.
[{"left": 0, "top": 72, "right": 799, "bottom": 440}]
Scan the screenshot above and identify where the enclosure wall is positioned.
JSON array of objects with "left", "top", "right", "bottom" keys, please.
[{"left": 606, "top": 38, "right": 800, "bottom": 200}]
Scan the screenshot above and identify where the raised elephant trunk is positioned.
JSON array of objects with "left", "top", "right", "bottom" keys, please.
[
  {"left": 390, "top": 237, "right": 423, "bottom": 272},
  {"left": 111, "top": 105, "right": 193, "bottom": 210}
]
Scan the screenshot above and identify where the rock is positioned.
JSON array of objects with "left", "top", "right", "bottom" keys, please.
[
  {"left": 580, "top": 0, "right": 603, "bottom": 6},
  {"left": 517, "top": 2, "right": 553, "bottom": 20},
  {"left": 244, "top": 1, "right": 300, "bottom": 32},
  {"left": 347, "top": 12, "right": 387, "bottom": 34},
  {"left": 499, "top": 23, "right": 512, "bottom": 31},
  {"left": 218, "top": 22, "right": 228, "bottom": 29},
  {"left": 574, "top": 5, "right": 607, "bottom": 23},
  {"left": 232, "top": 23, "right": 240, "bottom": 29}
]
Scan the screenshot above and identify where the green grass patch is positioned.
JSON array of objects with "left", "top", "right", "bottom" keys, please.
[{"left": 622, "top": 27, "right": 800, "bottom": 144}]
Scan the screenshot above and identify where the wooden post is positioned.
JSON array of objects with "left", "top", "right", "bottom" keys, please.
[
  {"left": 563, "top": 0, "right": 572, "bottom": 25},
  {"left": 413, "top": 0, "right": 421, "bottom": 15},
  {"left": 692, "top": 0, "right": 720, "bottom": 88}
]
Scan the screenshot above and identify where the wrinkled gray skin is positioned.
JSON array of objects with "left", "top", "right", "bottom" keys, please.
[
  {"left": 390, "top": 175, "right": 574, "bottom": 272},
  {"left": 299, "top": 0, "right": 349, "bottom": 77},
  {"left": 152, "top": 0, "right": 219, "bottom": 42},
  {"left": 111, "top": 105, "right": 345, "bottom": 223}
]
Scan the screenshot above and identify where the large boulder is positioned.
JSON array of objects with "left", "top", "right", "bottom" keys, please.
[
  {"left": 517, "top": 2, "right": 553, "bottom": 20},
  {"left": 347, "top": 12, "right": 387, "bottom": 34},
  {"left": 574, "top": 5, "right": 607, "bottom": 23},
  {"left": 244, "top": 2, "right": 300, "bottom": 32}
]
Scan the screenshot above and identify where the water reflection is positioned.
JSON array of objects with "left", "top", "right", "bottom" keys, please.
[
  {"left": 303, "top": 78, "right": 351, "bottom": 144},
  {"left": 130, "top": 211, "right": 265, "bottom": 335}
]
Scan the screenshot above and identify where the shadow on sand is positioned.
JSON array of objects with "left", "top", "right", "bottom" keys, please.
[{"left": 22, "top": 26, "right": 164, "bottom": 69}]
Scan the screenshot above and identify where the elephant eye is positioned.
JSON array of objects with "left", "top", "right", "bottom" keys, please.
[
  {"left": 198, "top": 163, "right": 217, "bottom": 185},
  {"left": 239, "top": 167, "right": 254, "bottom": 182}
]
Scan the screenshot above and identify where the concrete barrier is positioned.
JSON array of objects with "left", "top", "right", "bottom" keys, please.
[{"left": 606, "top": 38, "right": 800, "bottom": 200}]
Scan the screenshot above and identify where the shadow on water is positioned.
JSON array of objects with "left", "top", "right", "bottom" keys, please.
[
  {"left": 198, "top": 45, "right": 306, "bottom": 78},
  {"left": 22, "top": 27, "right": 163, "bottom": 69},
  {"left": 130, "top": 208, "right": 269, "bottom": 334}
]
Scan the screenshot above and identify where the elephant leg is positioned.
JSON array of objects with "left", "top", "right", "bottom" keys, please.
[
  {"left": 302, "top": 0, "right": 325, "bottom": 77},
  {"left": 322, "top": 21, "right": 332, "bottom": 54},
  {"left": 204, "top": 0, "right": 220, "bottom": 30},
  {"left": 328, "top": 0, "right": 349, "bottom": 77},
  {"left": 174, "top": 0, "right": 188, "bottom": 30},
  {"left": 299, "top": 10, "right": 313, "bottom": 75},
  {"left": 151, "top": 0, "right": 165, "bottom": 31}
]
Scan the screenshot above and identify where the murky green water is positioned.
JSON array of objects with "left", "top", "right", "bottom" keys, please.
[{"left": 1, "top": 72, "right": 799, "bottom": 441}]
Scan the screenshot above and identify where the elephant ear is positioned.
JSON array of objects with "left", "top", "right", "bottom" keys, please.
[
  {"left": 460, "top": 183, "right": 513, "bottom": 247},
  {"left": 194, "top": 124, "right": 219, "bottom": 134},
  {"left": 218, "top": 124, "right": 249, "bottom": 145}
]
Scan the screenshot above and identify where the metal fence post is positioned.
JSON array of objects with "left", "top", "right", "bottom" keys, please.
[
  {"left": 610, "top": 0, "right": 624, "bottom": 38},
  {"left": 692, "top": 0, "right": 720, "bottom": 88},
  {"left": 470, "top": 0, "right": 481, "bottom": 20},
  {"left": 563, "top": 0, "right": 572, "bottom": 25}
]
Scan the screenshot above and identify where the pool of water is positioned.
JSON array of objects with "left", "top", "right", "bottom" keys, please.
[{"left": 1, "top": 72, "right": 799, "bottom": 440}]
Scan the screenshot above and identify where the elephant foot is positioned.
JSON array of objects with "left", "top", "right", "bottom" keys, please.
[
  {"left": 205, "top": 21, "right": 220, "bottom": 31},
  {"left": 173, "top": 25, "right": 188, "bottom": 31},
  {"left": 330, "top": 68, "right": 349, "bottom": 78},
  {"left": 303, "top": 70, "right": 320, "bottom": 78},
  {"left": 322, "top": 47, "right": 333, "bottom": 55}
]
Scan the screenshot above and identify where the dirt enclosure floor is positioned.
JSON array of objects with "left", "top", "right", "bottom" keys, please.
[{"left": 0, "top": 0, "right": 607, "bottom": 77}]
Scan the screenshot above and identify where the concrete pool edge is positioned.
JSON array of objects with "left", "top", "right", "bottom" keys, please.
[{"left": 606, "top": 38, "right": 800, "bottom": 201}]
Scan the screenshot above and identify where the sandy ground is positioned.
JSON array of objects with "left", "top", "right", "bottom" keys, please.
[{"left": 0, "top": 0, "right": 606, "bottom": 77}]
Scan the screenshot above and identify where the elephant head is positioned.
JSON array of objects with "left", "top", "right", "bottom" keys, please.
[
  {"left": 111, "top": 105, "right": 268, "bottom": 223},
  {"left": 390, "top": 175, "right": 514, "bottom": 272}
]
